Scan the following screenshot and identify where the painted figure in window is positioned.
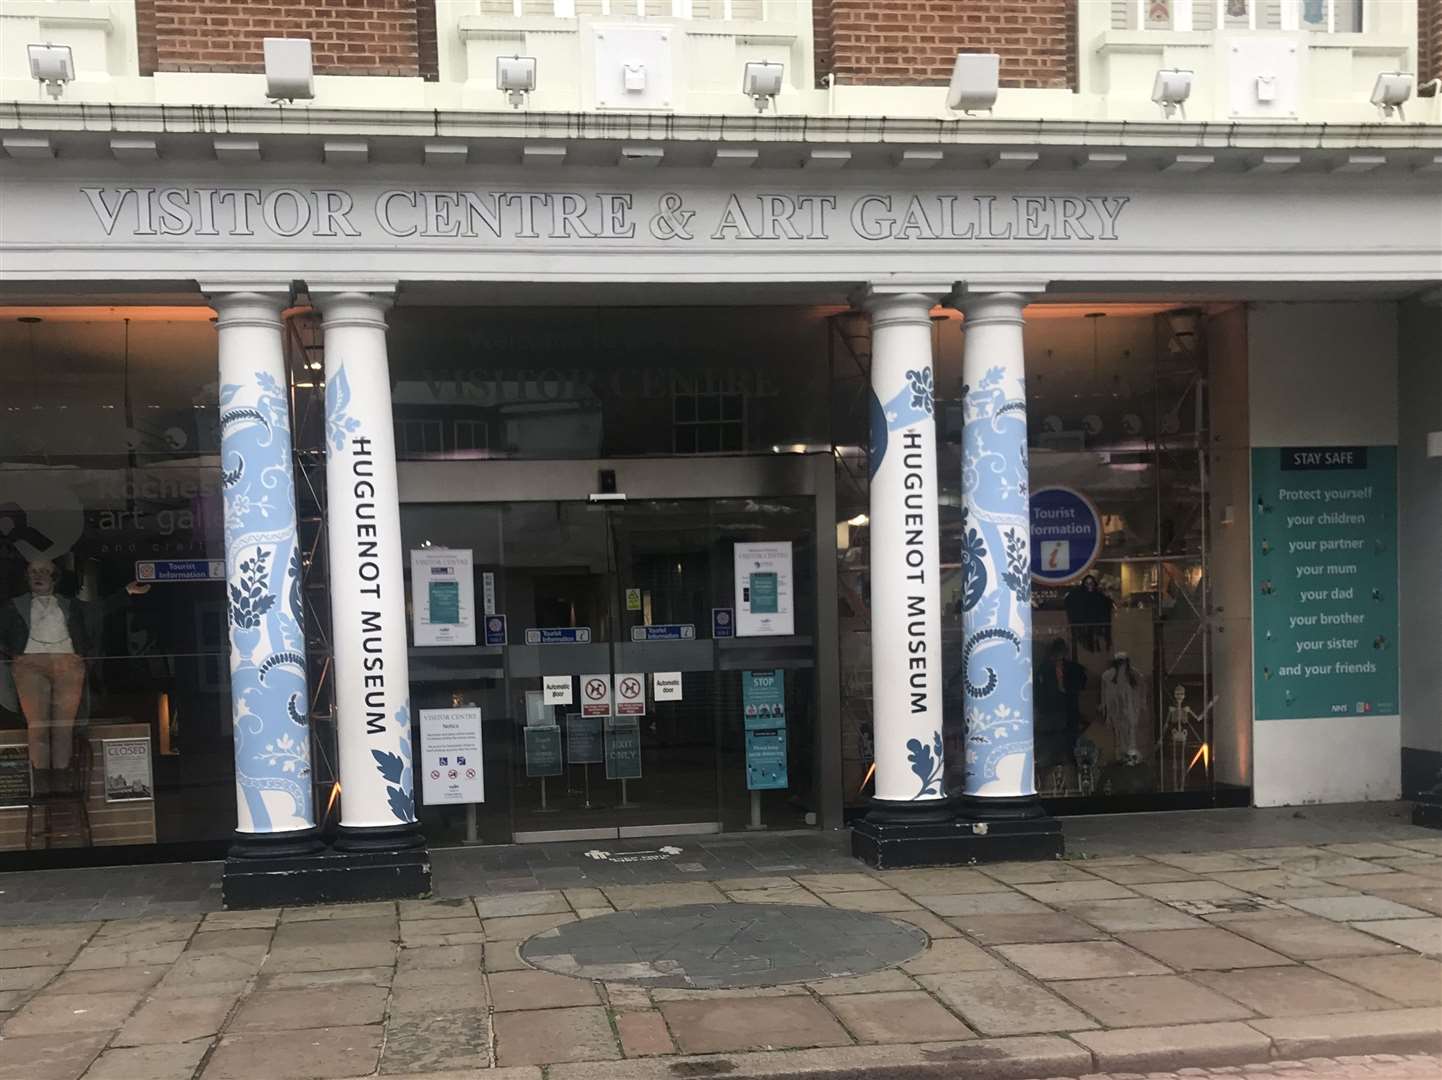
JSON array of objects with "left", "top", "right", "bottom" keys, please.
[
  {"left": 1302, "top": 0, "right": 1326, "bottom": 25},
  {"left": 1147, "top": 0, "right": 1172, "bottom": 27},
  {"left": 1227, "top": 0, "right": 1249, "bottom": 18}
]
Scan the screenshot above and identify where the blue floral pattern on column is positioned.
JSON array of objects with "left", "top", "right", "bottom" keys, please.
[
  {"left": 221, "top": 369, "right": 315, "bottom": 832},
  {"left": 961, "top": 360, "right": 1035, "bottom": 798}
]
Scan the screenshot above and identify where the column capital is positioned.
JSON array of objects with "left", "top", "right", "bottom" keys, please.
[
  {"left": 312, "top": 287, "right": 395, "bottom": 331},
  {"left": 203, "top": 288, "right": 289, "bottom": 331},
  {"left": 853, "top": 283, "right": 950, "bottom": 330}
]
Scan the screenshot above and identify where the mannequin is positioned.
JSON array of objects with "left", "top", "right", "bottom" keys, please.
[
  {"left": 1100, "top": 651, "right": 1144, "bottom": 766},
  {"left": 0, "top": 560, "right": 90, "bottom": 794},
  {"left": 0, "top": 559, "right": 146, "bottom": 795},
  {"left": 1034, "top": 638, "right": 1087, "bottom": 795},
  {"left": 1064, "top": 574, "right": 1114, "bottom": 654}
]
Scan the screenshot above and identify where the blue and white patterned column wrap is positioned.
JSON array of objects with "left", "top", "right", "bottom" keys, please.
[
  {"left": 865, "top": 290, "right": 946, "bottom": 803},
  {"left": 214, "top": 293, "right": 316, "bottom": 834},
  {"left": 960, "top": 292, "right": 1036, "bottom": 798},
  {"left": 319, "top": 292, "right": 416, "bottom": 830}
]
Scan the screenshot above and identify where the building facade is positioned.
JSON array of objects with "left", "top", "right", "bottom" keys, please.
[{"left": 0, "top": 2, "right": 1438, "bottom": 875}]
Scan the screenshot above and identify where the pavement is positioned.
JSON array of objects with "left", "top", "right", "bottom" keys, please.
[{"left": 0, "top": 803, "right": 1437, "bottom": 1078}]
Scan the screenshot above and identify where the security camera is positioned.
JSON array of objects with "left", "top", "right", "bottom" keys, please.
[
  {"left": 742, "top": 61, "right": 784, "bottom": 113},
  {"left": 1370, "top": 72, "right": 1413, "bottom": 120},
  {"left": 946, "top": 53, "right": 999, "bottom": 114},
  {"left": 497, "top": 56, "right": 537, "bottom": 109},
  {"left": 263, "top": 38, "right": 314, "bottom": 103},
  {"left": 27, "top": 43, "right": 74, "bottom": 100}
]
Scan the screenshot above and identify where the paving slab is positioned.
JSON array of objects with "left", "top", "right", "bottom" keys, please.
[
  {"left": 1013, "top": 880, "right": 1139, "bottom": 905},
  {"left": 473, "top": 892, "right": 569, "bottom": 918},
  {"left": 1132, "top": 880, "right": 1254, "bottom": 902},
  {"left": 81, "top": 1042, "right": 210, "bottom": 1080},
  {"left": 0, "top": 964, "right": 62, "bottom": 990},
  {"left": 914, "top": 891, "right": 1051, "bottom": 916},
  {"left": 1079, "top": 862, "right": 1201, "bottom": 885},
  {"left": 950, "top": 912, "right": 1106, "bottom": 945},
  {"left": 1191, "top": 965, "right": 1400, "bottom": 1016},
  {"left": 185, "top": 929, "right": 274, "bottom": 954},
  {"left": 978, "top": 862, "right": 1098, "bottom": 884},
  {"left": 114, "top": 992, "right": 238, "bottom": 1044},
  {"left": 807, "top": 969, "right": 918, "bottom": 995},
  {"left": 489, "top": 969, "right": 601, "bottom": 1011},
  {"left": 0, "top": 1031, "right": 108, "bottom": 1080},
  {"left": 995, "top": 940, "right": 1171, "bottom": 980},
  {"left": 67, "top": 941, "right": 187, "bottom": 971},
  {"left": 271, "top": 916, "right": 396, "bottom": 948},
  {"left": 1117, "top": 927, "right": 1294, "bottom": 970},
  {"left": 258, "top": 967, "right": 393, "bottom": 991},
  {"left": 1052, "top": 974, "right": 1257, "bottom": 1027},
  {"left": 493, "top": 1006, "right": 620, "bottom": 1066},
  {"left": 394, "top": 944, "right": 483, "bottom": 985},
  {"left": 92, "top": 917, "right": 198, "bottom": 946},
  {"left": 263, "top": 941, "right": 397, "bottom": 972},
  {"left": 1151, "top": 853, "right": 1265, "bottom": 874},
  {"left": 1070, "top": 1021, "right": 1272, "bottom": 1071},
  {"left": 1342, "top": 873, "right": 1442, "bottom": 893},
  {"left": 281, "top": 902, "right": 396, "bottom": 922},
  {"left": 820, "top": 888, "right": 921, "bottom": 913},
  {"left": 1065, "top": 898, "right": 1209, "bottom": 932},
  {"left": 482, "top": 913, "right": 577, "bottom": 940},
  {"left": 1249, "top": 1007, "right": 1442, "bottom": 1059},
  {"left": 914, "top": 969, "right": 1097, "bottom": 1035},
  {"left": 154, "top": 951, "right": 263, "bottom": 991},
  {"left": 4, "top": 989, "right": 144, "bottom": 1035},
  {"left": 1351, "top": 916, "right": 1442, "bottom": 955},
  {"left": 1226, "top": 914, "right": 1403, "bottom": 959},
  {"left": 397, "top": 898, "right": 477, "bottom": 921},
  {"left": 659, "top": 995, "right": 850, "bottom": 1053},
  {"left": 724, "top": 885, "right": 825, "bottom": 906},
  {"left": 1208, "top": 870, "right": 1355, "bottom": 900},
  {"left": 1278, "top": 855, "right": 1391, "bottom": 879},
  {"left": 388, "top": 980, "right": 489, "bottom": 1017},
  {"left": 1285, "top": 895, "right": 1432, "bottom": 922},
  {"left": 898, "top": 937, "right": 1001, "bottom": 974},
  {"left": 825, "top": 989, "right": 975, "bottom": 1043},
  {"left": 601, "top": 883, "right": 727, "bottom": 909},
  {"left": 47, "top": 965, "right": 167, "bottom": 994},
  {"left": 0, "top": 924, "right": 99, "bottom": 952},
  {"left": 201, "top": 1025, "right": 383, "bottom": 1079},
  {"left": 614, "top": 1009, "right": 674, "bottom": 1057},
  {"left": 202, "top": 910, "right": 280, "bottom": 931},
  {"left": 380, "top": 1010, "right": 490, "bottom": 1073},
  {"left": 1311, "top": 954, "right": 1442, "bottom": 1007},
  {"left": 1320, "top": 842, "right": 1422, "bottom": 859},
  {"left": 228, "top": 984, "right": 389, "bottom": 1031},
  {"left": 792, "top": 873, "right": 887, "bottom": 894},
  {"left": 876, "top": 868, "right": 1015, "bottom": 895}
]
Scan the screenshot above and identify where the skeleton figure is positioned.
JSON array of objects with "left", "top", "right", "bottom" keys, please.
[
  {"left": 1165, "top": 684, "right": 1202, "bottom": 791},
  {"left": 1100, "top": 652, "right": 1144, "bottom": 766},
  {"left": 1073, "top": 735, "right": 1100, "bottom": 796}
]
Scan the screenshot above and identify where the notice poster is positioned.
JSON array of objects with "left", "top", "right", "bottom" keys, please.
[
  {"left": 0, "top": 745, "right": 31, "bottom": 806},
  {"left": 103, "top": 737, "right": 154, "bottom": 802},
  {"left": 742, "top": 670, "right": 786, "bottom": 730},
  {"left": 1252, "top": 446, "right": 1398, "bottom": 721},
  {"left": 580, "top": 674, "right": 613, "bottom": 717},
  {"left": 524, "top": 725, "right": 564, "bottom": 777},
  {"left": 745, "top": 729, "right": 788, "bottom": 790},
  {"left": 614, "top": 673, "right": 646, "bottom": 716},
  {"left": 604, "top": 717, "right": 643, "bottom": 780},
  {"left": 733, "top": 542, "right": 794, "bottom": 636},
  {"left": 410, "top": 548, "right": 476, "bottom": 647},
  {"left": 566, "top": 713, "right": 604, "bottom": 764},
  {"left": 419, "top": 707, "right": 484, "bottom": 805}
]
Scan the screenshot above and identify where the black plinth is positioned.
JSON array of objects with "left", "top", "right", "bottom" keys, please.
[
  {"left": 1412, "top": 792, "right": 1442, "bottom": 830},
  {"left": 852, "top": 811, "right": 1064, "bottom": 870},
  {"left": 222, "top": 844, "right": 431, "bottom": 909}
]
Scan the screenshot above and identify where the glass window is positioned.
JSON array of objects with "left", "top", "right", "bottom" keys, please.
[
  {"left": 0, "top": 311, "right": 234, "bottom": 854},
  {"left": 385, "top": 307, "right": 829, "bottom": 460}
]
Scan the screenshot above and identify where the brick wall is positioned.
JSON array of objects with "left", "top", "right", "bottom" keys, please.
[
  {"left": 1423, "top": 0, "right": 1442, "bottom": 83},
  {"left": 814, "top": 0, "right": 1076, "bottom": 90},
  {"left": 137, "top": 0, "right": 437, "bottom": 78}
]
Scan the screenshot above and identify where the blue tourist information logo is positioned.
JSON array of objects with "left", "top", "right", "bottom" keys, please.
[{"left": 1029, "top": 486, "right": 1102, "bottom": 586}]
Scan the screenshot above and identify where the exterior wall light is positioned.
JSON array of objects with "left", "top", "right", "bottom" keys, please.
[
  {"left": 263, "top": 38, "right": 315, "bottom": 103},
  {"left": 498, "top": 55, "right": 537, "bottom": 109},
  {"left": 26, "top": 43, "right": 74, "bottom": 100},
  {"left": 1152, "top": 68, "right": 1194, "bottom": 119},
  {"left": 743, "top": 61, "right": 784, "bottom": 113},
  {"left": 1370, "top": 73, "right": 1413, "bottom": 120},
  {"left": 946, "top": 53, "right": 1000, "bottom": 114}
]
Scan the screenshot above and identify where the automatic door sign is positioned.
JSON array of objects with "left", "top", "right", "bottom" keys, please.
[
  {"left": 615, "top": 673, "right": 646, "bottom": 716},
  {"left": 653, "top": 671, "right": 683, "bottom": 702},
  {"left": 1030, "top": 486, "right": 1102, "bottom": 586},
  {"left": 581, "top": 674, "right": 613, "bottom": 717},
  {"left": 543, "top": 675, "right": 573, "bottom": 707}
]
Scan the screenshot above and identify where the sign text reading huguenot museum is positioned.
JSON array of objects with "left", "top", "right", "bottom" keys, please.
[{"left": 81, "top": 187, "right": 1130, "bottom": 244}]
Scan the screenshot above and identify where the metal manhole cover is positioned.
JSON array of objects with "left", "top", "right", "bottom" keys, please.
[{"left": 519, "top": 902, "right": 928, "bottom": 989}]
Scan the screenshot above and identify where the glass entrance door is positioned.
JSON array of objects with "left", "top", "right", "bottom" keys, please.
[{"left": 500, "top": 497, "right": 816, "bottom": 841}]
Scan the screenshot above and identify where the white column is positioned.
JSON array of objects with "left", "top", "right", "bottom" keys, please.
[
  {"left": 210, "top": 290, "right": 317, "bottom": 840},
  {"left": 863, "top": 287, "right": 948, "bottom": 807},
  {"left": 315, "top": 290, "right": 419, "bottom": 844},
  {"left": 956, "top": 288, "right": 1041, "bottom": 806}
]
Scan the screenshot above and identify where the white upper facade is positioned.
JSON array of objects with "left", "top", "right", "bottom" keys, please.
[{"left": 0, "top": 0, "right": 1434, "bottom": 125}]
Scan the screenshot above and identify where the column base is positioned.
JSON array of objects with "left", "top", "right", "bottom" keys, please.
[
  {"left": 333, "top": 820, "right": 427, "bottom": 852},
  {"left": 1412, "top": 791, "right": 1442, "bottom": 831},
  {"left": 221, "top": 844, "right": 431, "bottom": 909},
  {"left": 958, "top": 793, "right": 1048, "bottom": 822},
  {"left": 852, "top": 812, "right": 1064, "bottom": 870},
  {"left": 228, "top": 827, "right": 326, "bottom": 860},
  {"left": 864, "top": 796, "right": 956, "bottom": 825}
]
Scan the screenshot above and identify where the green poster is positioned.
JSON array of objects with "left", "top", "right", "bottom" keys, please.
[
  {"left": 604, "top": 717, "right": 643, "bottom": 780},
  {"left": 748, "top": 572, "right": 779, "bottom": 613},
  {"left": 428, "top": 580, "right": 460, "bottom": 624},
  {"left": 742, "top": 670, "right": 785, "bottom": 731},
  {"left": 524, "top": 725, "right": 563, "bottom": 777},
  {"left": 1251, "top": 446, "right": 1398, "bottom": 721}
]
